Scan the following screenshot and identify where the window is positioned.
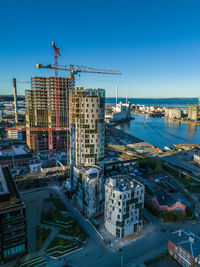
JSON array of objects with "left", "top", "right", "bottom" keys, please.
[
  {"left": 118, "top": 202, "right": 120, "bottom": 206},
  {"left": 117, "top": 215, "right": 120, "bottom": 219}
]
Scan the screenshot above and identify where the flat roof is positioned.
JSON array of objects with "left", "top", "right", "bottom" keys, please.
[
  {"left": 0, "top": 166, "right": 23, "bottom": 211},
  {"left": 0, "top": 145, "right": 27, "bottom": 156},
  {"left": 0, "top": 166, "right": 9, "bottom": 195},
  {"left": 106, "top": 175, "right": 143, "bottom": 191}
]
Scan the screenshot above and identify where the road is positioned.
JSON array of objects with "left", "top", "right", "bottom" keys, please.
[
  {"left": 14, "top": 186, "right": 200, "bottom": 267},
  {"left": 48, "top": 186, "right": 200, "bottom": 267}
]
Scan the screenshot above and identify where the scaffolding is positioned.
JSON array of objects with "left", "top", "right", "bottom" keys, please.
[{"left": 25, "top": 77, "right": 72, "bottom": 161}]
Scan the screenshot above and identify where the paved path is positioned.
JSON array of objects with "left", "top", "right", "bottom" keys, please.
[
  {"left": 41, "top": 227, "right": 59, "bottom": 251},
  {"left": 13, "top": 186, "right": 200, "bottom": 267}
]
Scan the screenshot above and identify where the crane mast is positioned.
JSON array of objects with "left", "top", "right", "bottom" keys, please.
[{"left": 36, "top": 45, "right": 122, "bottom": 168}]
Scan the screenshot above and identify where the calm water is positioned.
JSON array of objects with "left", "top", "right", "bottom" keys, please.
[
  {"left": 106, "top": 97, "right": 198, "bottom": 108},
  {"left": 115, "top": 114, "right": 200, "bottom": 149},
  {"left": 106, "top": 98, "right": 200, "bottom": 148}
]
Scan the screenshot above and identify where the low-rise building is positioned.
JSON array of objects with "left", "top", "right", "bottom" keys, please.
[
  {"left": 151, "top": 189, "right": 186, "bottom": 213},
  {"left": 165, "top": 108, "right": 182, "bottom": 119},
  {"left": 0, "top": 166, "right": 28, "bottom": 264},
  {"left": 168, "top": 230, "right": 200, "bottom": 267},
  {"left": 193, "top": 154, "right": 200, "bottom": 164},
  {"left": 105, "top": 102, "right": 131, "bottom": 123},
  {"left": 0, "top": 144, "right": 32, "bottom": 168},
  {"left": 105, "top": 175, "right": 145, "bottom": 238}
]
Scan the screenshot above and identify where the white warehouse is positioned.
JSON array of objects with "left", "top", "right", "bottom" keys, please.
[{"left": 105, "top": 175, "right": 145, "bottom": 239}]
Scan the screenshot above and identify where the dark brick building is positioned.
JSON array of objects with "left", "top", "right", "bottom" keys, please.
[{"left": 0, "top": 166, "right": 28, "bottom": 264}]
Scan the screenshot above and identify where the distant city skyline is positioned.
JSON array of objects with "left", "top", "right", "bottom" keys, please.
[{"left": 1, "top": 0, "right": 200, "bottom": 98}]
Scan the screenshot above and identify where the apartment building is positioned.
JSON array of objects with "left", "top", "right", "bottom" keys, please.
[
  {"left": 105, "top": 175, "right": 145, "bottom": 238},
  {"left": 73, "top": 165, "right": 104, "bottom": 217},
  {"left": 168, "top": 230, "right": 200, "bottom": 267},
  {"left": 69, "top": 87, "right": 105, "bottom": 167},
  {"left": 70, "top": 88, "right": 105, "bottom": 217},
  {"left": 0, "top": 166, "right": 28, "bottom": 264}
]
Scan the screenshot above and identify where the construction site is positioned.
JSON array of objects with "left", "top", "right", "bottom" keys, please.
[{"left": 4, "top": 42, "right": 121, "bottom": 174}]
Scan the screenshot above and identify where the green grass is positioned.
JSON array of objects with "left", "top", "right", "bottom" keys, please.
[
  {"left": 46, "top": 238, "right": 83, "bottom": 258},
  {"left": 47, "top": 238, "right": 74, "bottom": 250},
  {"left": 42, "top": 198, "right": 87, "bottom": 242},
  {"left": 43, "top": 197, "right": 68, "bottom": 211},
  {"left": 20, "top": 257, "right": 46, "bottom": 267},
  {"left": 163, "top": 165, "right": 200, "bottom": 192},
  {"left": 59, "top": 221, "right": 88, "bottom": 241},
  {"left": 35, "top": 226, "right": 51, "bottom": 251},
  {"left": 41, "top": 197, "right": 73, "bottom": 224},
  {"left": 107, "top": 144, "right": 126, "bottom": 151},
  {"left": 49, "top": 246, "right": 82, "bottom": 258}
]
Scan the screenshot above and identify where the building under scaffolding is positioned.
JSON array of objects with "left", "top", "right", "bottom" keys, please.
[{"left": 25, "top": 77, "right": 73, "bottom": 159}]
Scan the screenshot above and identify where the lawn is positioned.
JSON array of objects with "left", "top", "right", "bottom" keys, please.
[
  {"left": 59, "top": 221, "right": 88, "bottom": 242},
  {"left": 35, "top": 226, "right": 51, "bottom": 251},
  {"left": 163, "top": 165, "right": 200, "bottom": 192},
  {"left": 42, "top": 197, "right": 88, "bottom": 242},
  {"left": 20, "top": 256, "right": 46, "bottom": 267},
  {"left": 47, "top": 238, "right": 74, "bottom": 250},
  {"left": 43, "top": 197, "right": 68, "bottom": 211},
  {"left": 46, "top": 237, "right": 83, "bottom": 258}
]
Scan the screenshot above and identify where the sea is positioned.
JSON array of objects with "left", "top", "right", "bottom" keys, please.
[{"left": 106, "top": 97, "right": 200, "bottom": 149}]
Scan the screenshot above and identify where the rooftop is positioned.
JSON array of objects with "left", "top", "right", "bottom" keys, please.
[
  {"left": 155, "top": 189, "right": 177, "bottom": 207},
  {"left": 0, "top": 166, "right": 23, "bottom": 211},
  {"left": 106, "top": 175, "right": 142, "bottom": 191},
  {"left": 169, "top": 230, "right": 200, "bottom": 258},
  {"left": 0, "top": 145, "right": 29, "bottom": 156}
]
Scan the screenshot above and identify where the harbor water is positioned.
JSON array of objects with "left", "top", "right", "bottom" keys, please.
[{"left": 115, "top": 114, "right": 200, "bottom": 149}]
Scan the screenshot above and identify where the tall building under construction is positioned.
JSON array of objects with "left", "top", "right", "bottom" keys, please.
[
  {"left": 26, "top": 77, "right": 73, "bottom": 154},
  {"left": 70, "top": 88, "right": 105, "bottom": 217}
]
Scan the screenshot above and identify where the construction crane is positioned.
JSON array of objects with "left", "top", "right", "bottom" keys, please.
[
  {"left": 45, "top": 42, "right": 62, "bottom": 167},
  {"left": 51, "top": 42, "right": 61, "bottom": 154},
  {"left": 36, "top": 63, "right": 122, "bottom": 76},
  {"left": 36, "top": 48, "right": 122, "bottom": 168}
]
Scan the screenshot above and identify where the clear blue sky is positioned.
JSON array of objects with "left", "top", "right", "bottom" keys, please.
[{"left": 1, "top": 0, "right": 200, "bottom": 98}]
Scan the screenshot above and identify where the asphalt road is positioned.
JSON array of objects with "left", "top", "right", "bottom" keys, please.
[
  {"left": 49, "top": 186, "right": 200, "bottom": 267},
  {"left": 16, "top": 186, "right": 200, "bottom": 267}
]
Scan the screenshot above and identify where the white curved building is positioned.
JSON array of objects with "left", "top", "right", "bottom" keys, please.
[{"left": 105, "top": 175, "right": 145, "bottom": 238}]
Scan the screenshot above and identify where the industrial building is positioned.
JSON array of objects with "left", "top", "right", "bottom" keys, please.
[
  {"left": 105, "top": 175, "right": 144, "bottom": 238},
  {"left": 0, "top": 166, "right": 28, "bottom": 264},
  {"left": 25, "top": 76, "right": 73, "bottom": 158},
  {"left": 70, "top": 88, "right": 105, "bottom": 217},
  {"left": 105, "top": 102, "right": 131, "bottom": 124}
]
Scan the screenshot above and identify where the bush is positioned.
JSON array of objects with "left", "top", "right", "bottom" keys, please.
[{"left": 160, "top": 211, "right": 185, "bottom": 222}]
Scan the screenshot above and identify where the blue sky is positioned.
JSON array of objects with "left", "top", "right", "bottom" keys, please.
[{"left": 1, "top": 0, "right": 200, "bottom": 97}]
